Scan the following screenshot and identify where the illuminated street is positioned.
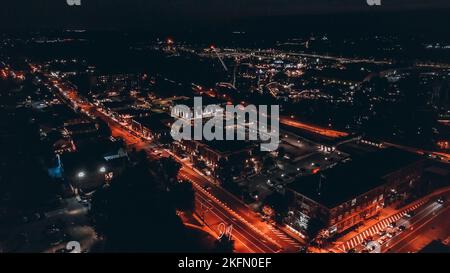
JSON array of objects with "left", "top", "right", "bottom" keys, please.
[{"left": 1, "top": 2, "right": 450, "bottom": 259}]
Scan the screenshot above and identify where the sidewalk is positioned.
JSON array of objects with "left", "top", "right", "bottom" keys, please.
[
  {"left": 331, "top": 187, "right": 450, "bottom": 251},
  {"left": 335, "top": 207, "right": 397, "bottom": 244}
]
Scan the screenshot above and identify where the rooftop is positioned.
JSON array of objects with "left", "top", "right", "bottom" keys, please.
[
  {"left": 116, "top": 107, "right": 152, "bottom": 117},
  {"left": 202, "top": 139, "right": 256, "bottom": 155},
  {"left": 102, "top": 100, "right": 134, "bottom": 110},
  {"left": 64, "top": 122, "right": 98, "bottom": 135},
  {"left": 172, "top": 96, "right": 227, "bottom": 108},
  {"left": 134, "top": 112, "right": 174, "bottom": 132},
  {"left": 287, "top": 148, "right": 423, "bottom": 208},
  {"left": 60, "top": 152, "right": 108, "bottom": 175}
]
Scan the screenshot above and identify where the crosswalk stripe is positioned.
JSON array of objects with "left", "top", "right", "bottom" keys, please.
[
  {"left": 377, "top": 223, "right": 384, "bottom": 232},
  {"left": 362, "top": 230, "right": 368, "bottom": 238},
  {"left": 339, "top": 200, "right": 431, "bottom": 251},
  {"left": 373, "top": 223, "right": 379, "bottom": 231},
  {"left": 370, "top": 226, "right": 377, "bottom": 235}
]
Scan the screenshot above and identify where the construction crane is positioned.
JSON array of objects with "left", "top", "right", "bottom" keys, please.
[
  {"left": 210, "top": 45, "right": 228, "bottom": 72},
  {"left": 210, "top": 45, "right": 239, "bottom": 89}
]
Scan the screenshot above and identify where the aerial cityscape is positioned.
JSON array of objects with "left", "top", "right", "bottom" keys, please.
[{"left": 0, "top": 0, "right": 449, "bottom": 259}]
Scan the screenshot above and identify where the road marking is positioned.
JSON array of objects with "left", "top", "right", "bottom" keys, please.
[
  {"left": 196, "top": 198, "right": 258, "bottom": 253},
  {"left": 196, "top": 194, "right": 275, "bottom": 253},
  {"left": 385, "top": 205, "right": 450, "bottom": 253},
  {"left": 195, "top": 190, "right": 280, "bottom": 252},
  {"left": 180, "top": 172, "right": 286, "bottom": 251},
  {"left": 339, "top": 200, "right": 429, "bottom": 251}
]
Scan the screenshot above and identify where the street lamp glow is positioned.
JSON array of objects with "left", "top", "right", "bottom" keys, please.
[{"left": 77, "top": 171, "right": 86, "bottom": 178}]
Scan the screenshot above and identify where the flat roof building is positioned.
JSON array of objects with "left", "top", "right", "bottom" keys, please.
[{"left": 285, "top": 148, "right": 425, "bottom": 236}]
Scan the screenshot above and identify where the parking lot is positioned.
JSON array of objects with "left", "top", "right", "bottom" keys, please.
[{"left": 239, "top": 133, "right": 349, "bottom": 209}]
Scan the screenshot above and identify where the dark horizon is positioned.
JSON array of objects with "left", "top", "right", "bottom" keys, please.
[
  {"left": 1, "top": 0, "right": 450, "bottom": 34},
  {"left": 2, "top": 10, "right": 450, "bottom": 41}
]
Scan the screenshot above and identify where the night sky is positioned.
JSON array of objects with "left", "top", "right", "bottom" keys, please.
[{"left": 1, "top": 0, "right": 450, "bottom": 31}]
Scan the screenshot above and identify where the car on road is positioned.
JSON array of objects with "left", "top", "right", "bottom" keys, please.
[
  {"left": 398, "top": 225, "right": 407, "bottom": 232},
  {"left": 386, "top": 231, "right": 396, "bottom": 238},
  {"left": 366, "top": 244, "right": 377, "bottom": 252},
  {"left": 361, "top": 237, "right": 373, "bottom": 247},
  {"left": 378, "top": 230, "right": 387, "bottom": 236},
  {"left": 437, "top": 197, "right": 446, "bottom": 204},
  {"left": 388, "top": 222, "right": 397, "bottom": 228},
  {"left": 403, "top": 211, "right": 415, "bottom": 218},
  {"left": 378, "top": 237, "right": 387, "bottom": 246}
]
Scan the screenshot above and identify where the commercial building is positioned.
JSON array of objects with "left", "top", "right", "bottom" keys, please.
[
  {"left": 131, "top": 112, "right": 174, "bottom": 141},
  {"left": 285, "top": 148, "right": 425, "bottom": 237},
  {"left": 173, "top": 139, "right": 259, "bottom": 178}
]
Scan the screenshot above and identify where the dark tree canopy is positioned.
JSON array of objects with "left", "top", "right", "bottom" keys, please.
[
  {"left": 214, "top": 236, "right": 235, "bottom": 253},
  {"left": 153, "top": 157, "right": 181, "bottom": 189},
  {"left": 305, "top": 217, "right": 326, "bottom": 244},
  {"left": 263, "top": 191, "right": 292, "bottom": 224},
  {"left": 90, "top": 162, "right": 196, "bottom": 252},
  {"left": 171, "top": 180, "right": 195, "bottom": 212}
]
